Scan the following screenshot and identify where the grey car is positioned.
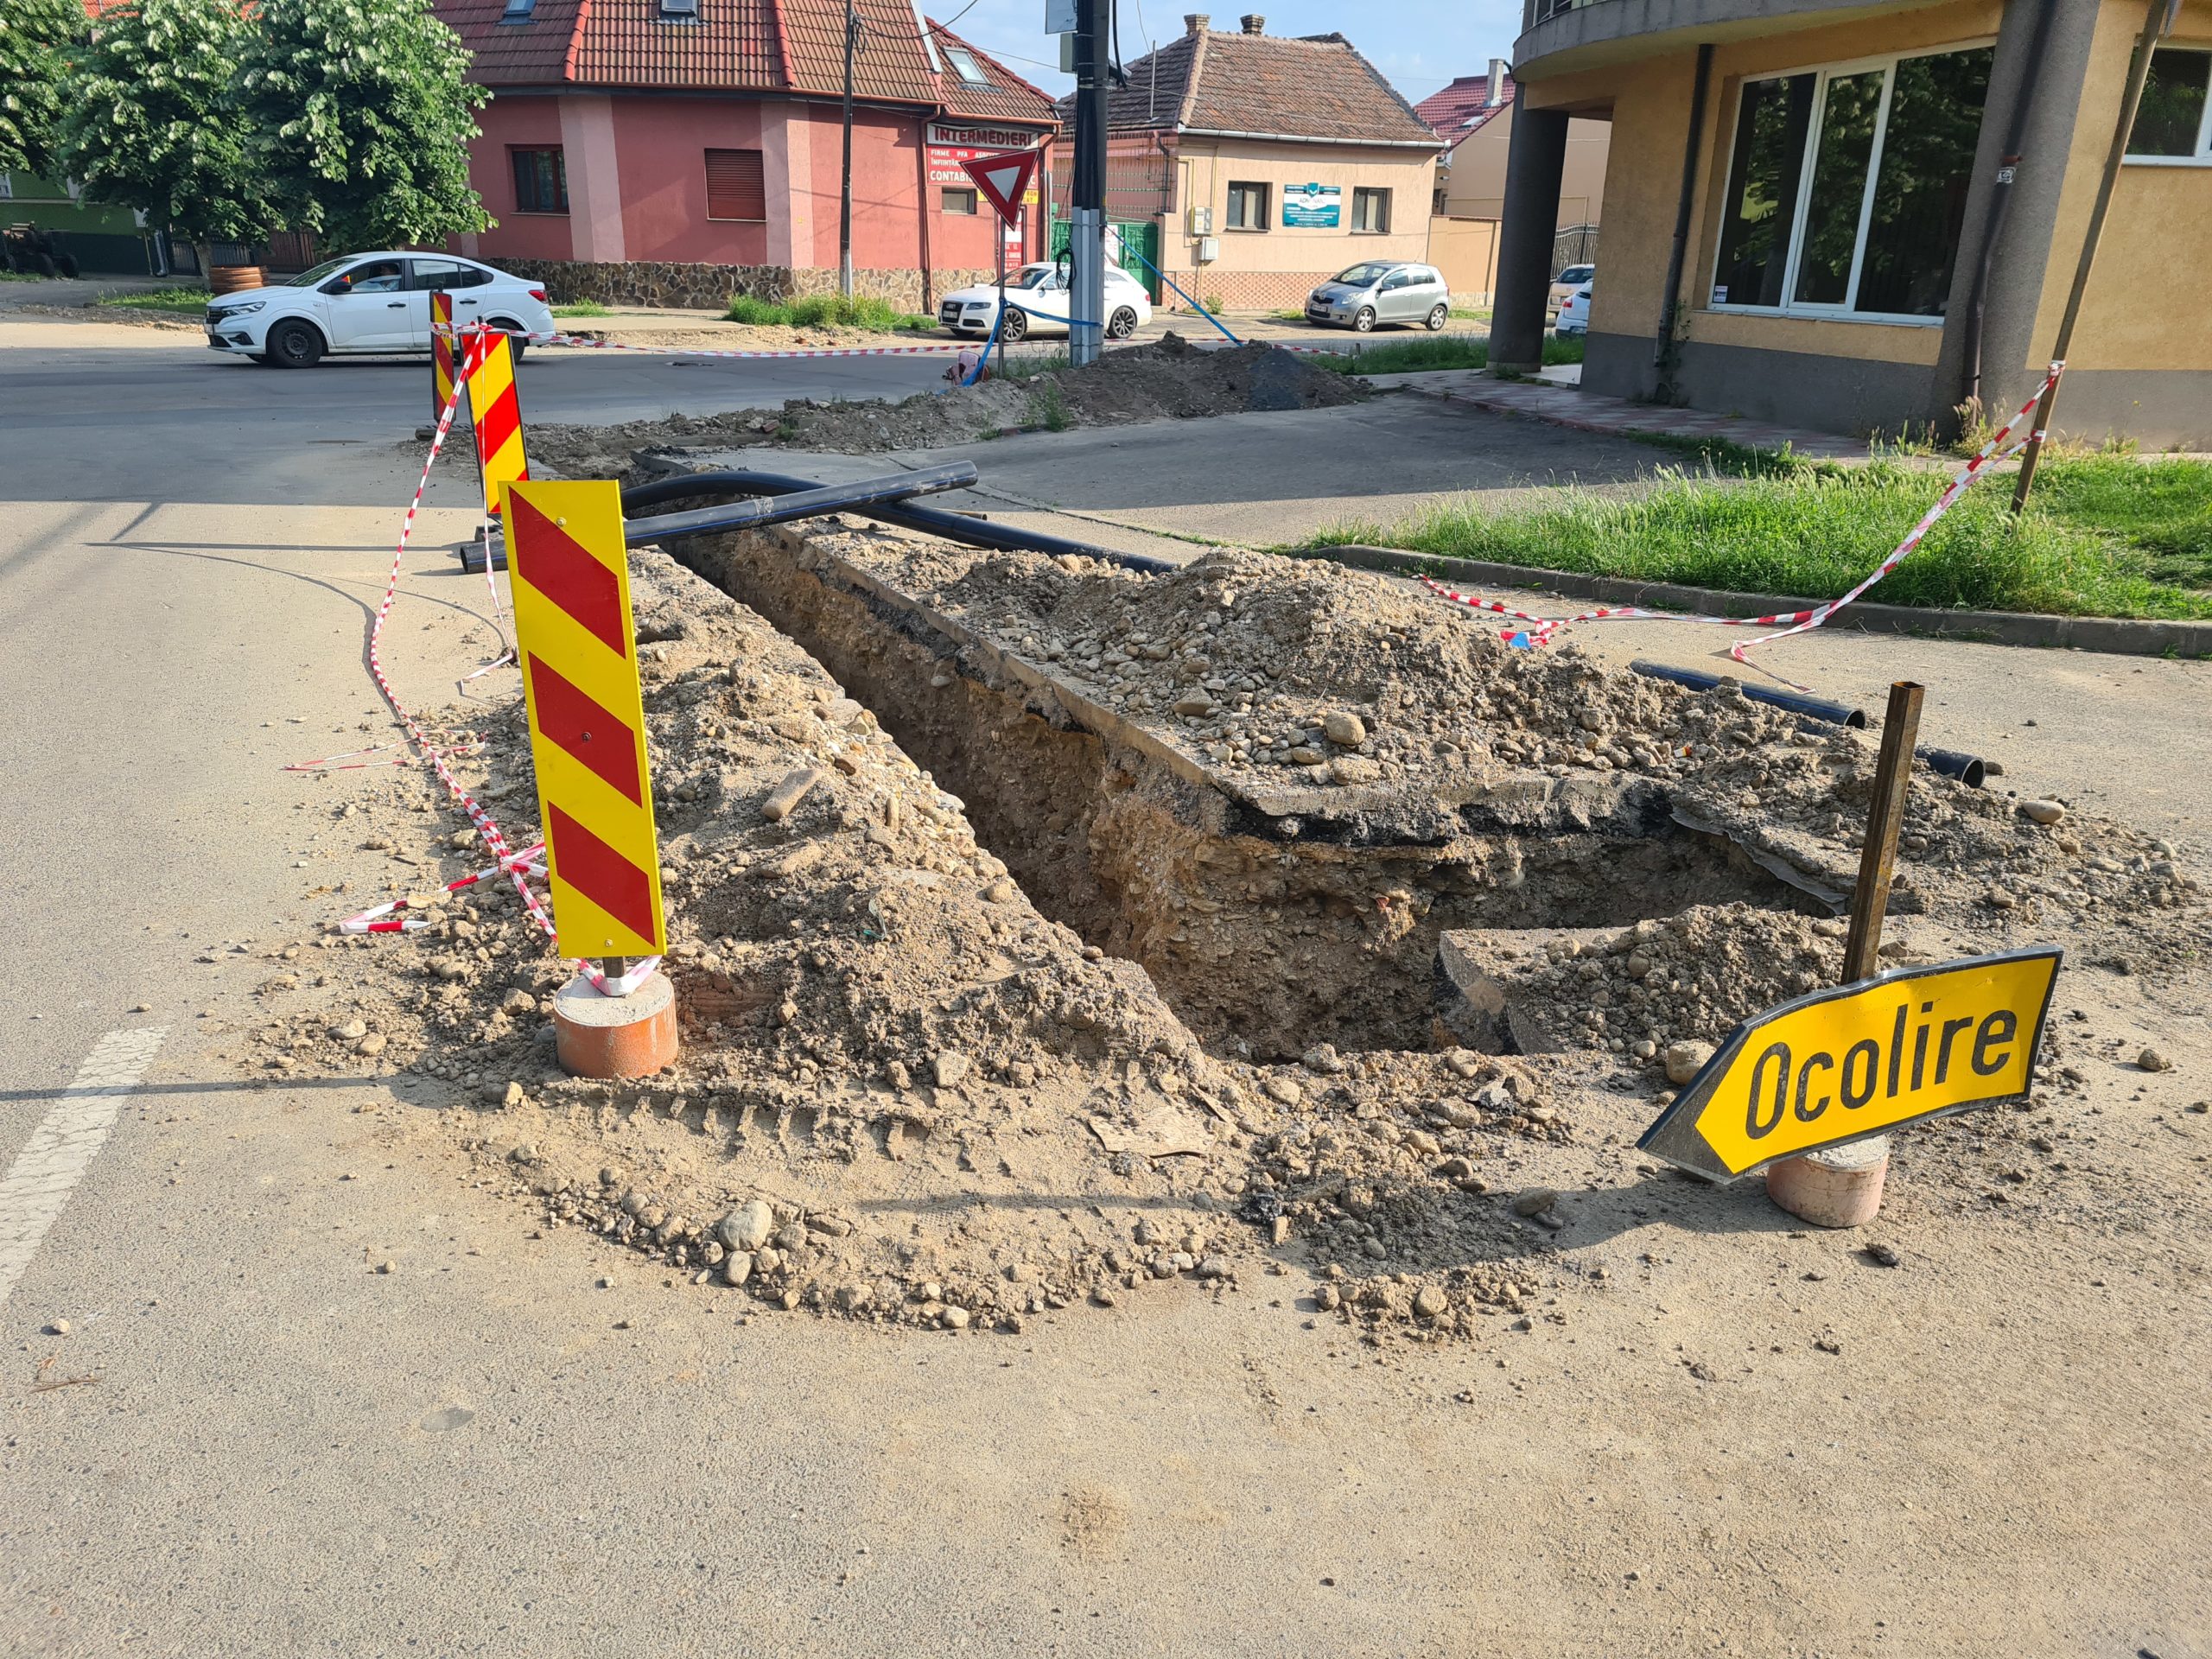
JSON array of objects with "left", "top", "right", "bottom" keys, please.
[{"left": 1304, "top": 261, "right": 1451, "bottom": 332}]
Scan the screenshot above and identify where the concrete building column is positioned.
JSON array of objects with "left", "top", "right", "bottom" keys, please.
[
  {"left": 557, "top": 95, "right": 627, "bottom": 264},
  {"left": 1490, "top": 101, "right": 1570, "bottom": 372},
  {"left": 1935, "top": 0, "right": 2103, "bottom": 427}
]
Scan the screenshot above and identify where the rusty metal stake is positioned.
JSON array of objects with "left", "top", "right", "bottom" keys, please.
[
  {"left": 1768, "top": 680, "right": 1923, "bottom": 1226},
  {"left": 1841, "top": 681, "right": 1926, "bottom": 982}
]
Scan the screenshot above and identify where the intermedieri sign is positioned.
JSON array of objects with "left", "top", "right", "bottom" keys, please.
[{"left": 1639, "top": 948, "right": 2063, "bottom": 1181}]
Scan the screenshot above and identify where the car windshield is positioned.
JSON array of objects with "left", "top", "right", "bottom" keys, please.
[
  {"left": 1007, "top": 265, "right": 1053, "bottom": 290},
  {"left": 1332, "top": 263, "right": 1395, "bottom": 286},
  {"left": 284, "top": 257, "right": 359, "bottom": 287},
  {"left": 1559, "top": 265, "right": 1593, "bottom": 283}
]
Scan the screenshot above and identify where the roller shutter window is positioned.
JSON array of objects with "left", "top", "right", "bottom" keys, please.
[{"left": 705, "top": 149, "right": 767, "bottom": 221}]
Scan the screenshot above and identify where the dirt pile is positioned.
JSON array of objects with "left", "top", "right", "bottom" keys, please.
[
  {"left": 239, "top": 525, "right": 2206, "bottom": 1344},
  {"left": 526, "top": 335, "right": 1364, "bottom": 474},
  {"left": 249, "top": 548, "right": 1588, "bottom": 1333}
]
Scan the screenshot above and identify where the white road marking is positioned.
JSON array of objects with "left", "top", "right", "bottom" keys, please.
[{"left": 0, "top": 1027, "right": 167, "bottom": 1311}]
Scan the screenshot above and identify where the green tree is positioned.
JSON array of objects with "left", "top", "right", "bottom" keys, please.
[
  {"left": 57, "top": 0, "right": 271, "bottom": 269},
  {"left": 0, "top": 0, "right": 84, "bottom": 177},
  {"left": 237, "top": 0, "right": 490, "bottom": 251}
]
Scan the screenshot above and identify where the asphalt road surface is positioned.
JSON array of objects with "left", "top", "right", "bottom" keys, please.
[
  {"left": 3, "top": 311, "right": 2207, "bottom": 1658},
  {"left": 5, "top": 319, "right": 954, "bottom": 505}
]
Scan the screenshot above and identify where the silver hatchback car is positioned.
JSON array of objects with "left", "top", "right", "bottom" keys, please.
[{"left": 1305, "top": 261, "right": 1451, "bottom": 332}]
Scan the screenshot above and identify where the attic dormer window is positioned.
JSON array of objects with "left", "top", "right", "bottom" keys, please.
[
  {"left": 499, "top": 0, "right": 534, "bottom": 20},
  {"left": 658, "top": 0, "right": 699, "bottom": 18},
  {"left": 944, "top": 46, "right": 988, "bottom": 84}
]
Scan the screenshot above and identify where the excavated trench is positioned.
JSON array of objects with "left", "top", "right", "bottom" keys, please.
[{"left": 668, "top": 524, "right": 1823, "bottom": 1059}]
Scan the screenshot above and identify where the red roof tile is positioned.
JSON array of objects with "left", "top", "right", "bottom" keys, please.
[
  {"left": 438, "top": 0, "right": 1057, "bottom": 118},
  {"left": 1413, "top": 73, "right": 1515, "bottom": 153},
  {"left": 926, "top": 20, "right": 1058, "bottom": 127},
  {"left": 1067, "top": 23, "right": 1436, "bottom": 147},
  {"left": 442, "top": 0, "right": 594, "bottom": 86}
]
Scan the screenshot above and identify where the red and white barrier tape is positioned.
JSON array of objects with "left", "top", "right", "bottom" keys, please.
[
  {"left": 1421, "top": 364, "right": 2064, "bottom": 690},
  {"left": 340, "top": 845, "right": 547, "bottom": 933},
  {"left": 346, "top": 333, "right": 658, "bottom": 997}
]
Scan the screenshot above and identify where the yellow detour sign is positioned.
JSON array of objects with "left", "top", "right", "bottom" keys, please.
[
  {"left": 1639, "top": 948, "right": 2063, "bottom": 1181},
  {"left": 466, "top": 328, "right": 529, "bottom": 517},
  {"left": 503, "top": 479, "right": 668, "bottom": 958}
]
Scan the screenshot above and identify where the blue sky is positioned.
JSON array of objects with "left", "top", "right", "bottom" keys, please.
[{"left": 932, "top": 0, "right": 1524, "bottom": 109}]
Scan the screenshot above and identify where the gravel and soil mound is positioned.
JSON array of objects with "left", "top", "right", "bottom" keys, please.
[
  {"left": 236, "top": 530, "right": 2206, "bottom": 1345},
  {"left": 526, "top": 334, "right": 1364, "bottom": 474}
]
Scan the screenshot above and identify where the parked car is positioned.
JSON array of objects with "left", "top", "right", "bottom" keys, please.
[
  {"left": 1305, "top": 262, "right": 1450, "bottom": 333},
  {"left": 1554, "top": 280, "right": 1593, "bottom": 336},
  {"left": 202, "top": 252, "right": 554, "bottom": 368},
  {"left": 938, "top": 263, "right": 1152, "bottom": 341},
  {"left": 1548, "top": 263, "right": 1595, "bottom": 320}
]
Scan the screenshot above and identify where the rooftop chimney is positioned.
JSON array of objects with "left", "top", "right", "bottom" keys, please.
[
  {"left": 1184, "top": 12, "right": 1209, "bottom": 34},
  {"left": 1240, "top": 13, "right": 1264, "bottom": 31},
  {"left": 1486, "top": 57, "right": 1508, "bottom": 106}
]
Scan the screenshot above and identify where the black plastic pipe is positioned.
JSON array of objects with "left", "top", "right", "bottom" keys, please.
[
  {"left": 1630, "top": 659, "right": 1986, "bottom": 786},
  {"left": 1919, "top": 748, "right": 1988, "bottom": 789},
  {"left": 618, "top": 467, "right": 1179, "bottom": 575},
  {"left": 1630, "top": 659, "right": 1868, "bottom": 728},
  {"left": 621, "top": 462, "right": 979, "bottom": 545}
]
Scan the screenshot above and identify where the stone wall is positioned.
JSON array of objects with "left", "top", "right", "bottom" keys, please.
[{"left": 499, "top": 259, "right": 998, "bottom": 313}]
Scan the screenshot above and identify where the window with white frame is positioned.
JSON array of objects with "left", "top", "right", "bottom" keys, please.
[
  {"left": 1711, "top": 44, "right": 1993, "bottom": 321},
  {"left": 2127, "top": 48, "right": 2212, "bottom": 162}
]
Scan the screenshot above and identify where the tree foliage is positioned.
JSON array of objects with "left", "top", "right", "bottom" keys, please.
[
  {"left": 58, "top": 0, "right": 271, "bottom": 245},
  {"left": 237, "top": 0, "right": 491, "bottom": 251},
  {"left": 0, "top": 0, "right": 84, "bottom": 177}
]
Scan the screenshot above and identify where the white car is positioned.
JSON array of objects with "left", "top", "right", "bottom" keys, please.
[
  {"left": 1548, "top": 262, "right": 1594, "bottom": 320},
  {"left": 203, "top": 251, "right": 556, "bottom": 368},
  {"left": 1554, "top": 280, "right": 1592, "bottom": 336},
  {"left": 938, "top": 262, "right": 1152, "bottom": 341}
]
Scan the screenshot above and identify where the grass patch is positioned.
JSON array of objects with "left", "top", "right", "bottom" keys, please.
[
  {"left": 1027, "top": 378, "right": 1071, "bottom": 433},
  {"left": 2025, "top": 454, "right": 2212, "bottom": 590},
  {"left": 1451, "top": 305, "right": 1492, "bottom": 321},
  {"left": 990, "top": 350, "right": 1070, "bottom": 384},
  {"left": 97, "top": 287, "right": 213, "bottom": 313},
  {"left": 726, "top": 292, "right": 934, "bottom": 332},
  {"left": 0, "top": 270, "right": 48, "bottom": 283},
  {"left": 1307, "top": 456, "right": 2212, "bottom": 621},
  {"left": 552, "top": 299, "right": 614, "bottom": 317},
  {"left": 1313, "top": 332, "right": 1583, "bottom": 377}
]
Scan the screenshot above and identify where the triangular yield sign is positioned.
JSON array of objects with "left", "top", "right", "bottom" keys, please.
[{"left": 958, "top": 148, "right": 1039, "bottom": 228}]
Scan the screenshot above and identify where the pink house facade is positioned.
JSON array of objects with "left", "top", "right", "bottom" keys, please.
[{"left": 436, "top": 0, "right": 1058, "bottom": 308}]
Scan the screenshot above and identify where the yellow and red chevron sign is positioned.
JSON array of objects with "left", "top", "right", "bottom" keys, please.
[
  {"left": 467, "top": 328, "right": 529, "bottom": 517},
  {"left": 430, "top": 290, "right": 461, "bottom": 423},
  {"left": 504, "top": 480, "right": 668, "bottom": 959}
]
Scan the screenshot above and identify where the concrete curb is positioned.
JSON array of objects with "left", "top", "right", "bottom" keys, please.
[{"left": 1300, "top": 544, "right": 2212, "bottom": 658}]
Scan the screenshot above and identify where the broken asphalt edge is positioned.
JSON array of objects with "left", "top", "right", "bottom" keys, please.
[{"left": 1298, "top": 543, "right": 2212, "bottom": 660}]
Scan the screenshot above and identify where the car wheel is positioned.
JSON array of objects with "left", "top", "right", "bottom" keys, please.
[
  {"left": 488, "top": 321, "right": 527, "bottom": 363},
  {"left": 1107, "top": 306, "right": 1138, "bottom": 340},
  {"left": 55, "top": 253, "right": 79, "bottom": 279},
  {"left": 34, "top": 252, "right": 56, "bottom": 277},
  {"left": 1001, "top": 306, "right": 1029, "bottom": 343},
  {"left": 267, "top": 319, "right": 325, "bottom": 369},
  {"left": 1353, "top": 306, "right": 1376, "bottom": 334},
  {"left": 1425, "top": 303, "right": 1448, "bottom": 332}
]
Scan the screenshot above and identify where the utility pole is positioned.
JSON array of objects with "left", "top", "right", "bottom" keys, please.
[
  {"left": 1068, "top": 0, "right": 1109, "bottom": 365},
  {"left": 838, "top": 0, "right": 860, "bottom": 298}
]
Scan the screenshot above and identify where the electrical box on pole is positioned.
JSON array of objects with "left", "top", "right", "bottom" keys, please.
[{"left": 1069, "top": 0, "right": 1108, "bottom": 366}]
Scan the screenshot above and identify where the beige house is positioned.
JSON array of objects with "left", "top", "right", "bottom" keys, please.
[
  {"left": 1418, "top": 62, "right": 1611, "bottom": 227},
  {"left": 1491, "top": 0, "right": 2212, "bottom": 446},
  {"left": 1051, "top": 15, "right": 1440, "bottom": 312}
]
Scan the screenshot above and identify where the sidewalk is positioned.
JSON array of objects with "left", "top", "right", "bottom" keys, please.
[{"left": 1370, "top": 365, "right": 1875, "bottom": 461}]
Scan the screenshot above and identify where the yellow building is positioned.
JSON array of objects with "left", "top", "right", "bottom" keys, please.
[
  {"left": 1052, "top": 14, "right": 1440, "bottom": 313},
  {"left": 1419, "top": 62, "right": 1612, "bottom": 228},
  {"left": 1491, "top": 0, "right": 2212, "bottom": 446}
]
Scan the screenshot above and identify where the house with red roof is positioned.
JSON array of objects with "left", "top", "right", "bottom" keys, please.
[
  {"left": 1048, "top": 15, "right": 1441, "bottom": 313},
  {"left": 434, "top": 0, "right": 1058, "bottom": 308},
  {"left": 1414, "top": 60, "right": 1608, "bottom": 230}
]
